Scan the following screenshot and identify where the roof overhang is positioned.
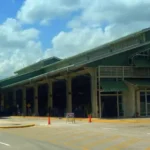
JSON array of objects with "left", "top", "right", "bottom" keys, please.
[
  {"left": 1, "top": 65, "right": 88, "bottom": 89},
  {"left": 100, "top": 80, "right": 128, "bottom": 92}
]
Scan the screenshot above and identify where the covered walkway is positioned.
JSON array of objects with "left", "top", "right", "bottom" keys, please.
[{"left": 1, "top": 28, "right": 150, "bottom": 118}]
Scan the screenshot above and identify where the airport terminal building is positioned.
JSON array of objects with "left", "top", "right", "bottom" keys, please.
[{"left": 1, "top": 28, "right": 150, "bottom": 118}]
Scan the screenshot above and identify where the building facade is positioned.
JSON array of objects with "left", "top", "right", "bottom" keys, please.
[{"left": 1, "top": 28, "right": 150, "bottom": 118}]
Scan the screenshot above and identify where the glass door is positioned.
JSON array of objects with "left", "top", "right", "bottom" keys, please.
[
  {"left": 118, "top": 95, "right": 124, "bottom": 117},
  {"left": 147, "top": 92, "right": 150, "bottom": 116},
  {"left": 140, "top": 92, "right": 146, "bottom": 116}
]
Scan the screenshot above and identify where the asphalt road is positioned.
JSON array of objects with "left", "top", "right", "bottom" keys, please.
[
  {"left": 1, "top": 117, "right": 150, "bottom": 149},
  {"left": 0, "top": 131, "right": 68, "bottom": 150}
]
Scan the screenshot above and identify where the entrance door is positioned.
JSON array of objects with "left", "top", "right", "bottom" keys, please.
[
  {"left": 101, "top": 96, "right": 117, "bottom": 118},
  {"left": 147, "top": 92, "right": 150, "bottom": 116},
  {"left": 140, "top": 91, "right": 150, "bottom": 116},
  {"left": 118, "top": 95, "right": 124, "bottom": 117}
]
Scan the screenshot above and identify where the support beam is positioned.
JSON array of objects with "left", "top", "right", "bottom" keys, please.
[
  {"left": 66, "top": 77, "right": 72, "bottom": 113},
  {"left": 48, "top": 80, "right": 53, "bottom": 110},
  {"left": 89, "top": 68, "right": 98, "bottom": 118},
  {"left": 22, "top": 87, "right": 26, "bottom": 115},
  {"left": 34, "top": 85, "right": 39, "bottom": 116},
  {"left": 24, "top": 69, "right": 89, "bottom": 87}
]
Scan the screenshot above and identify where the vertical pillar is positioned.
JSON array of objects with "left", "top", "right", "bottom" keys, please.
[
  {"left": 123, "top": 83, "right": 135, "bottom": 117},
  {"left": 145, "top": 90, "right": 148, "bottom": 116},
  {"left": 48, "top": 80, "right": 53, "bottom": 109},
  {"left": 22, "top": 87, "right": 26, "bottom": 115},
  {"left": 66, "top": 77, "right": 72, "bottom": 113},
  {"left": 90, "top": 68, "right": 98, "bottom": 118},
  {"left": 13, "top": 89, "right": 16, "bottom": 106},
  {"left": 98, "top": 66, "right": 102, "bottom": 118},
  {"left": 34, "top": 85, "right": 38, "bottom": 115}
]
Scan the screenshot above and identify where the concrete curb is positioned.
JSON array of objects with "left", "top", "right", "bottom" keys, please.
[
  {"left": 57, "top": 118, "right": 150, "bottom": 124},
  {"left": 0, "top": 124, "right": 35, "bottom": 129},
  {"left": 10, "top": 116, "right": 150, "bottom": 124},
  {"left": 88, "top": 119, "right": 150, "bottom": 124},
  {"left": 11, "top": 116, "right": 57, "bottom": 120}
]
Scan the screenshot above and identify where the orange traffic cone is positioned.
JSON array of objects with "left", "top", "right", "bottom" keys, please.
[
  {"left": 88, "top": 114, "right": 92, "bottom": 123},
  {"left": 48, "top": 116, "right": 51, "bottom": 125}
]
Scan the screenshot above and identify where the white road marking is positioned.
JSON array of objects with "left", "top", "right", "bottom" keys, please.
[
  {"left": 39, "top": 123, "right": 48, "bottom": 126},
  {"left": 0, "top": 141, "right": 10, "bottom": 147},
  {"left": 36, "top": 122, "right": 89, "bottom": 127},
  {"left": 51, "top": 124, "right": 80, "bottom": 127},
  {"left": 147, "top": 133, "right": 150, "bottom": 135},
  {"left": 102, "top": 128, "right": 118, "bottom": 130}
]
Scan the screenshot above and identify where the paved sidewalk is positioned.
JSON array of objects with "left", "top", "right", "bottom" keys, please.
[
  {"left": 0, "top": 118, "right": 35, "bottom": 128},
  {"left": 11, "top": 116, "right": 150, "bottom": 124},
  {"left": 2, "top": 116, "right": 150, "bottom": 129}
]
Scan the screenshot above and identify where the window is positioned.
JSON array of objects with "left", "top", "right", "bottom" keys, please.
[{"left": 147, "top": 92, "right": 150, "bottom": 102}]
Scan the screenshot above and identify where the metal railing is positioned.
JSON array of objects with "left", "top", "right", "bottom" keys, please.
[{"left": 98, "top": 66, "right": 150, "bottom": 78}]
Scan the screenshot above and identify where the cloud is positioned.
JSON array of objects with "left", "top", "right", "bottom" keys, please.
[
  {"left": 2, "top": 0, "right": 150, "bottom": 79},
  {"left": 44, "top": 27, "right": 112, "bottom": 58},
  {"left": 0, "top": 18, "right": 43, "bottom": 78},
  {"left": 17, "top": 0, "right": 150, "bottom": 25},
  {"left": 0, "top": 18, "right": 39, "bottom": 49},
  {"left": 44, "top": 0, "right": 150, "bottom": 58},
  {"left": 67, "top": 0, "right": 150, "bottom": 28},
  {"left": 17, "top": 0, "right": 81, "bottom": 24},
  {"left": 44, "top": 22, "right": 150, "bottom": 59}
]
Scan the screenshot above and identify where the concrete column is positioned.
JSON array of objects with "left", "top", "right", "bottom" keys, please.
[
  {"left": 48, "top": 80, "right": 53, "bottom": 109},
  {"left": 123, "top": 83, "right": 135, "bottom": 117},
  {"left": 66, "top": 77, "right": 72, "bottom": 113},
  {"left": 22, "top": 88, "right": 26, "bottom": 115},
  {"left": 98, "top": 66, "right": 102, "bottom": 118},
  {"left": 90, "top": 68, "right": 98, "bottom": 118},
  {"left": 34, "top": 85, "right": 38, "bottom": 115},
  {"left": 13, "top": 89, "right": 17, "bottom": 106}
]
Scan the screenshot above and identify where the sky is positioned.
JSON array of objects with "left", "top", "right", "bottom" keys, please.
[{"left": 0, "top": 0, "right": 150, "bottom": 78}]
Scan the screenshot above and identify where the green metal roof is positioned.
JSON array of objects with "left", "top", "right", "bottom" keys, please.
[
  {"left": 126, "top": 79, "right": 150, "bottom": 86},
  {"left": 0, "top": 69, "right": 45, "bottom": 88},
  {"left": 15, "top": 57, "right": 61, "bottom": 75},
  {"left": 0, "top": 64, "right": 77, "bottom": 89},
  {"left": 134, "top": 58, "right": 150, "bottom": 68},
  {"left": 15, "top": 28, "right": 150, "bottom": 75},
  {"left": 100, "top": 80, "right": 128, "bottom": 92},
  {"left": 1, "top": 28, "right": 150, "bottom": 89}
]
